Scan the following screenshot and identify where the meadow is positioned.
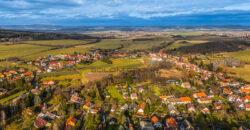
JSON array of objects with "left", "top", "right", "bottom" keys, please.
[
  {"left": 23, "top": 39, "right": 93, "bottom": 46},
  {"left": 225, "top": 49, "right": 250, "bottom": 63},
  {"left": 0, "top": 44, "right": 51, "bottom": 59},
  {"left": 227, "top": 65, "right": 250, "bottom": 82},
  {"left": 0, "top": 91, "right": 26, "bottom": 104},
  {"left": 165, "top": 40, "right": 209, "bottom": 50}
]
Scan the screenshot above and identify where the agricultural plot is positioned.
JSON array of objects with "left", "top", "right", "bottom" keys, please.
[
  {"left": 227, "top": 65, "right": 250, "bottom": 82},
  {"left": 0, "top": 91, "right": 26, "bottom": 104},
  {"left": 165, "top": 40, "right": 209, "bottom": 50},
  {"left": 93, "top": 39, "right": 130, "bottom": 49},
  {"left": 0, "top": 44, "right": 51, "bottom": 60},
  {"left": 24, "top": 44, "right": 93, "bottom": 60},
  {"left": 23, "top": 39, "right": 93, "bottom": 47},
  {"left": 225, "top": 49, "right": 250, "bottom": 63}
]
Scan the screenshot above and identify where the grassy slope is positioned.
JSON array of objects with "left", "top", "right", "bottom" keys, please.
[
  {"left": 225, "top": 49, "right": 250, "bottom": 63},
  {"left": 165, "top": 40, "right": 209, "bottom": 50},
  {"left": 0, "top": 44, "right": 51, "bottom": 59},
  {"left": 227, "top": 65, "right": 250, "bottom": 82}
]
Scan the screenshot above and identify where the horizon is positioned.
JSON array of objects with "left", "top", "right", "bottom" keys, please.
[{"left": 0, "top": 0, "right": 250, "bottom": 26}]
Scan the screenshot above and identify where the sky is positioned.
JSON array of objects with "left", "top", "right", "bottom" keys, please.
[{"left": 0, "top": 0, "right": 250, "bottom": 26}]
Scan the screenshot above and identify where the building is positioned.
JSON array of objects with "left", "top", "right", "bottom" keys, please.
[
  {"left": 181, "top": 82, "right": 191, "bottom": 89},
  {"left": 137, "top": 102, "right": 146, "bottom": 115}
]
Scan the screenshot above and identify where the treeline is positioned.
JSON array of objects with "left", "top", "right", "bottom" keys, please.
[
  {"left": 0, "top": 30, "right": 96, "bottom": 42},
  {"left": 165, "top": 40, "right": 250, "bottom": 54}
]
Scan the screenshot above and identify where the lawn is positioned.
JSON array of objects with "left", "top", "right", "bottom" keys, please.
[
  {"left": 0, "top": 61, "right": 36, "bottom": 70},
  {"left": 0, "top": 44, "right": 51, "bottom": 60},
  {"left": 23, "top": 39, "right": 93, "bottom": 46},
  {"left": 169, "top": 85, "right": 188, "bottom": 93},
  {"left": 227, "top": 65, "right": 250, "bottom": 82},
  {"left": 0, "top": 91, "right": 26, "bottom": 104}
]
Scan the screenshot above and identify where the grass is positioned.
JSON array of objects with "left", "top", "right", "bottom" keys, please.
[
  {"left": 213, "top": 95, "right": 229, "bottom": 102},
  {"left": 227, "top": 65, "right": 250, "bottom": 82},
  {"left": 93, "top": 39, "right": 130, "bottom": 49},
  {"left": 23, "top": 39, "right": 93, "bottom": 46},
  {"left": 225, "top": 49, "right": 250, "bottom": 64},
  {"left": 0, "top": 44, "right": 51, "bottom": 60},
  {"left": 41, "top": 74, "right": 81, "bottom": 81},
  {"left": 24, "top": 44, "right": 94, "bottom": 60},
  {"left": 169, "top": 85, "right": 188, "bottom": 93},
  {"left": 40, "top": 70, "right": 80, "bottom": 79},
  {"left": 165, "top": 40, "right": 209, "bottom": 50},
  {"left": 0, "top": 61, "right": 36, "bottom": 70},
  {"left": 0, "top": 91, "right": 26, "bottom": 104}
]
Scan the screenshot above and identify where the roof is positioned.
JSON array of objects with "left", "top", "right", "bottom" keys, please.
[
  {"left": 66, "top": 117, "right": 77, "bottom": 127},
  {"left": 223, "top": 88, "right": 232, "bottom": 94},
  {"left": 195, "top": 92, "right": 207, "bottom": 98},
  {"left": 182, "top": 82, "right": 190, "bottom": 86},
  {"left": 151, "top": 116, "right": 159, "bottom": 124},
  {"left": 34, "top": 118, "right": 47, "bottom": 128},
  {"left": 240, "top": 89, "right": 250, "bottom": 93},
  {"left": 131, "top": 93, "right": 137, "bottom": 97},
  {"left": 138, "top": 102, "right": 146, "bottom": 110},
  {"left": 167, "top": 117, "right": 177, "bottom": 128},
  {"left": 180, "top": 97, "right": 191, "bottom": 102},
  {"left": 84, "top": 101, "right": 93, "bottom": 108}
]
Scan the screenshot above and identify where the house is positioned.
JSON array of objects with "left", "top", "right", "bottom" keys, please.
[
  {"left": 130, "top": 93, "right": 138, "bottom": 100},
  {"left": 42, "top": 80, "right": 55, "bottom": 85},
  {"left": 201, "top": 107, "right": 210, "bottom": 114},
  {"left": 168, "top": 104, "right": 179, "bottom": 115},
  {"left": 219, "top": 82, "right": 228, "bottom": 87},
  {"left": 193, "top": 92, "right": 207, "bottom": 98},
  {"left": 223, "top": 88, "right": 233, "bottom": 95},
  {"left": 83, "top": 101, "right": 93, "bottom": 110},
  {"left": 66, "top": 117, "right": 77, "bottom": 127},
  {"left": 236, "top": 101, "right": 245, "bottom": 109},
  {"left": 245, "top": 104, "right": 250, "bottom": 111},
  {"left": 34, "top": 118, "right": 49, "bottom": 128},
  {"left": 181, "top": 82, "right": 191, "bottom": 89},
  {"left": 180, "top": 97, "right": 191, "bottom": 104},
  {"left": 90, "top": 107, "right": 100, "bottom": 114},
  {"left": 166, "top": 117, "right": 177, "bottom": 129},
  {"left": 120, "top": 104, "right": 128, "bottom": 111},
  {"left": 228, "top": 95, "right": 241, "bottom": 102},
  {"left": 242, "top": 95, "right": 250, "bottom": 103},
  {"left": 31, "top": 89, "right": 41, "bottom": 95},
  {"left": 167, "top": 98, "right": 182, "bottom": 105},
  {"left": 129, "top": 103, "right": 137, "bottom": 111},
  {"left": 197, "top": 97, "right": 212, "bottom": 104},
  {"left": 187, "top": 104, "right": 196, "bottom": 113},
  {"left": 70, "top": 95, "right": 83, "bottom": 104},
  {"left": 111, "top": 104, "right": 117, "bottom": 112},
  {"left": 160, "top": 95, "right": 167, "bottom": 103},
  {"left": 213, "top": 102, "right": 222, "bottom": 110},
  {"left": 151, "top": 116, "right": 162, "bottom": 128},
  {"left": 240, "top": 89, "right": 250, "bottom": 94},
  {"left": 22, "top": 71, "right": 33, "bottom": 76},
  {"left": 137, "top": 102, "right": 146, "bottom": 115},
  {"left": 139, "top": 88, "right": 145, "bottom": 93}
]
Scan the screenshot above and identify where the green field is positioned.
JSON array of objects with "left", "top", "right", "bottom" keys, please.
[
  {"left": 0, "top": 44, "right": 51, "bottom": 59},
  {"left": 227, "top": 65, "right": 250, "bottom": 82},
  {"left": 24, "top": 44, "right": 93, "bottom": 60},
  {"left": 93, "top": 39, "right": 130, "bottom": 49},
  {"left": 0, "top": 91, "right": 26, "bottom": 104},
  {"left": 165, "top": 40, "right": 209, "bottom": 50},
  {"left": 225, "top": 49, "right": 250, "bottom": 63},
  {"left": 23, "top": 39, "right": 93, "bottom": 46}
]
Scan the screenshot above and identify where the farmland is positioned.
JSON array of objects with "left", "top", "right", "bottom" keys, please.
[
  {"left": 227, "top": 65, "right": 250, "bottom": 82},
  {"left": 0, "top": 44, "right": 51, "bottom": 60},
  {"left": 23, "top": 39, "right": 93, "bottom": 47},
  {"left": 165, "top": 40, "right": 209, "bottom": 50},
  {"left": 225, "top": 49, "right": 250, "bottom": 63}
]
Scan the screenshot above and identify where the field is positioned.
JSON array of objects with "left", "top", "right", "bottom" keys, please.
[
  {"left": 225, "top": 49, "right": 250, "bottom": 63},
  {"left": 0, "top": 44, "right": 51, "bottom": 60},
  {"left": 93, "top": 39, "right": 129, "bottom": 49},
  {"left": 0, "top": 91, "right": 26, "bottom": 104},
  {"left": 227, "top": 65, "right": 250, "bottom": 82},
  {"left": 165, "top": 40, "right": 209, "bottom": 50},
  {"left": 24, "top": 44, "right": 94, "bottom": 60},
  {"left": 23, "top": 39, "right": 93, "bottom": 46}
]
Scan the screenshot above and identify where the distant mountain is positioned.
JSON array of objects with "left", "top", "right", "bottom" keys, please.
[{"left": 0, "top": 25, "right": 249, "bottom": 33}]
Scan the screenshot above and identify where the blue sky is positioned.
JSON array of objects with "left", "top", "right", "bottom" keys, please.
[{"left": 0, "top": 0, "right": 250, "bottom": 26}]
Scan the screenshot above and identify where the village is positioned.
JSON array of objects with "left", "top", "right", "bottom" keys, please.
[{"left": 0, "top": 47, "right": 249, "bottom": 130}]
